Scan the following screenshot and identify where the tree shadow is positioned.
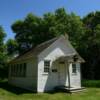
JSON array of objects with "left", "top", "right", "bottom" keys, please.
[{"left": 0, "top": 80, "right": 34, "bottom": 95}]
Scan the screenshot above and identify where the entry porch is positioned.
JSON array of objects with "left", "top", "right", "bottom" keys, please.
[{"left": 52, "top": 54, "right": 84, "bottom": 92}]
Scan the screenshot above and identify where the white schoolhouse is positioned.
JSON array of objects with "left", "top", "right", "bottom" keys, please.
[{"left": 8, "top": 35, "right": 85, "bottom": 92}]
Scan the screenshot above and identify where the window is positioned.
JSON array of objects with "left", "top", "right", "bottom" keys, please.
[
  {"left": 72, "top": 64, "right": 77, "bottom": 74},
  {"left": 10, "top": 63, "right": 27, "bottom": 77},
  {"left": 19, "top": 64, "right": 22, "bottom": 77},
  {"left": 44, "top": 60, "right": 50, "bottom": 72},
  {"left": 13, "top": 64, "right": 16, "bottom": 77},
  {"left": 11, "top": 65, "right": 14, "bottom": 76},
  {"left": 16, "top": 64, "right": 19, "bottom": 77},
  {"left": 23, "top": 63, "right": 26, "bottom": 77}
]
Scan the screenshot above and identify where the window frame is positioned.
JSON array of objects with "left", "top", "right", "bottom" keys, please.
[
  {"left": 72, "top": 63, "right": 77, "bottom": 74},
  {"left": 23, "top": 63, "right": 27, "bottom": 77},
  {"left": 44, "top": 60, "right": 50, "bottom": 73},
  {"left": 10, "top": 63, "right": 27, "bottom": 77}
]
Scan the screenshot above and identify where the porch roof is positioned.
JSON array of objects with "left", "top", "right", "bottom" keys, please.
[{"left": 55, "top": 53, "right": 85, "bottom": 63}]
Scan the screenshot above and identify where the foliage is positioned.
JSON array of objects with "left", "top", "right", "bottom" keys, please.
[
  {"left": 82, "top": 80, "right": 100, "bottom": 88},
  {"left": 11, "top": 13, "right": 46, "bottom": 53},
  {"left": 81, "top": 11, "right": 100, "bottom": 79},
  {"left": 6, "top": 39, "right": 18, "bottom": 58},
  {"left": 11, "top": 8, "right": 84, "bottom": 54},
  {"left": 0, "top": 26, "right": 7, "bottom": 67},
  {"left": 0, "top": 26, "right": 8, "bottom": 79},
  {"left": 0, "top": 26, "right": 6, "bottom": 44}
]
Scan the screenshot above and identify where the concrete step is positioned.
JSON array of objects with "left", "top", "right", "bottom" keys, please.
[
  {"left": 69, "top": 88, "right": 86, "bottom": 93},
  {"left": 54, "top": 86, "right": 85, "bottom": 93}
]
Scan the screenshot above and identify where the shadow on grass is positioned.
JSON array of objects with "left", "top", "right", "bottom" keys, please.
[
  {"left": 0, "top": 80, "right": 71, "bottom": 95},
  {"left": 0, "top": 80, "right": 34, "bottom": 95}
]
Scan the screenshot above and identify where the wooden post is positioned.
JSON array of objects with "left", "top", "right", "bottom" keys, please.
[{"left": 66, "top": 62, "right": 70, "bottom": 89}]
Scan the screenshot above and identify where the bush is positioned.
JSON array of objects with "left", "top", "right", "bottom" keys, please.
[
  {"left": 0, "top": 63, "right": 8, "bottom": 80},
  {"left": 82, "top": 80, "right": 100, "bottom": 88}
]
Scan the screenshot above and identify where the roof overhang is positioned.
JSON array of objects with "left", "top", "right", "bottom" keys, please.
[{"left": 54, "top": 54, "right": 85, "bottom": 63}]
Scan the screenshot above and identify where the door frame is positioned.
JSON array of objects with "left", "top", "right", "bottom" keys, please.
[{"left": 58, "top": 61, "right": 67, "bottom": 86}]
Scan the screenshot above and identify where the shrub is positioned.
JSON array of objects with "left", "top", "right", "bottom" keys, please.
[{"left": 82, "top": 80, "right": 100, "bottom": 88}]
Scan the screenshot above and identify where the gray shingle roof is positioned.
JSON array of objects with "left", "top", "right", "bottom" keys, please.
[
  {"left": 9, "top": 37, "right": 58, "bottom": 63},
  {"left": 9, "top": 35, "right": 85, "bottom": 63}
]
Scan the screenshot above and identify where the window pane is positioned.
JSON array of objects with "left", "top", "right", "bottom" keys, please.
[
  {"left": 19, "top": 64, "right": 22, "bottom": 77},
  {"left": 72, "top": 64, "right": 77, "bottom": 73},
  {"left": 13, "top": 64, "right": 15, "bottom": 77},
  {"left": 16, "top": 64, "right": 19, "bottom": 77},
  {"left": 44, "top": 60, "right": 50, "bottom": 72},
  {"left": 23, "top": 63, "right": 26, "bottom": 77},
  {"left": 10, "top": 63, "right": 27, "bottom": 77},
  {"left": 12, "top": 65, "right": 14, "bottom": 76},
  {"left": 16, "top": 64, "right": 18, "bottom": 76},
  {"left": 11, "top": 65, "right": 13, "bottom": 76}
]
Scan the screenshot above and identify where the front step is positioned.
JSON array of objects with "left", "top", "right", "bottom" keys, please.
[
  {"left": 54, "top": 86, "right": 85, "bottom": 93},
  {"left": 69, "top": 87, "right": 86, "bottom": 93}
]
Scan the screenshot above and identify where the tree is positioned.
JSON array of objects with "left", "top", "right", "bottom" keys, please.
[
  {"left": 12, "top": 13, "right": 43, "bottom": 53},
  {"left": 81, "top": 12, "right": 100, "bottom": 79},
  {"left": 11, "top": 8, "right": 85, "bottom": 54},
  {"left": 6, "top": 39, "right": 18, "bottom": 58},
  {"left": 0, "top": 26, "right": 6, "bottom": 66},
  {"left": 0, "top": 26, "right": 8, "bottom": 79}
]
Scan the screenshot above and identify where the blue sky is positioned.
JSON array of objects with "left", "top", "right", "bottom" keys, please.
[{"left": 0, "top": 0, "right": 100, "bottom": 41}]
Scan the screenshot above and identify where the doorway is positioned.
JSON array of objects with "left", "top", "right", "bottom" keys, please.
[{"left": 58, "top": 62, "right": 67, "bottom": 86}]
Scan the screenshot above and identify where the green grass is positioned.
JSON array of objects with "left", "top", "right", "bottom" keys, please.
[{"left": 0, "top": 80, "right": 100, "bottom": 100}]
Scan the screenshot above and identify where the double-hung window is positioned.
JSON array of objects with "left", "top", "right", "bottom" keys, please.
[{"left": 44, "top": 60, "right": 50, "bottom": 73}]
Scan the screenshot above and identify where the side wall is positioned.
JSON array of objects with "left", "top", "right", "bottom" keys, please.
[
  {"left": 69, "top": 63, "right": 81, "bottom": 88},
  {"left": 8, "top": 57, "right": 38, "bottom": 92}
]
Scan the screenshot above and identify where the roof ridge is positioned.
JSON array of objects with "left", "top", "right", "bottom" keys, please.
[{"left": 36, "top": 36, "right": 58, "bottom": 48}]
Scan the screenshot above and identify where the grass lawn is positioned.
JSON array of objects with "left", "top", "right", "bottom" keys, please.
[{"left": 0, "top": 81, "right": 100, "bottom": 100}]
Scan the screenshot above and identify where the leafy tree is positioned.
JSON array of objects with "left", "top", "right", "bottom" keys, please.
[
  {"left": 11, "top": 8, "right": 85, "bottom": 54},
  {"left": 0, "top": 26, "right": 6, "bottom": 66},
  {"left": 12, "top": 13, "right": 43, "bottom": 53},
  {"left": 0, "top": 26, "right": 8, "bottom": 79},
  {"left": 81, "top": 12, "right": 100, "bottom": 80},
  {"left": 6, "top": 39, "right": 18, "bottom": 58}
]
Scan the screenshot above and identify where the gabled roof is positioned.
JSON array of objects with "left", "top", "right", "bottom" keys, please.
[
  {"left": 9, "top": 35, "right": 85, "bottom": 63},
  {"left": 9, "top": 36, "right": 58, "bottom": 63}
]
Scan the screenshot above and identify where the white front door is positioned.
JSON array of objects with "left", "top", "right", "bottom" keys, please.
[
  {"left": 48, "top": 62, "right": 59, "bottom": 89},
  {"left": 59, "top": 62, "right": 66, "bottom": 86}
]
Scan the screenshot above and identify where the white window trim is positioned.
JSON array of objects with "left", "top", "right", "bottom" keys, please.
[
  {"left": 72, "top": 63, "right": 77, "bottom": 75},
  {"left": 44, "top": 60, "right": 51, "bottom": 74}
]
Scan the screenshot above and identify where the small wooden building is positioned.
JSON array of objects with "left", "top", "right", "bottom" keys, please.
[{"left": 8, "top": 35, "right": 84, "bottom": 92}]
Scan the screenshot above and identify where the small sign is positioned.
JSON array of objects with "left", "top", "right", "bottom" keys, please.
[{"left": 52, "top": 69, "right": 57, "bottom": 72}]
